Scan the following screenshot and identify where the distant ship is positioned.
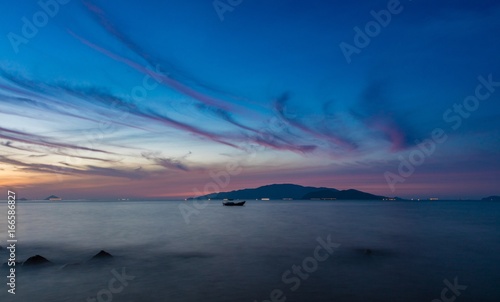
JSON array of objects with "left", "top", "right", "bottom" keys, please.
[{"left": 44, "top": 195, "right": 62, "bottom": 201}]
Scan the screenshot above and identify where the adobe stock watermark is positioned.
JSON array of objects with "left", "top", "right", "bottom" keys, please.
[
  {"left": 6, "top": 190, "right": 18, "bottom": 295},
  {"left": 86, "top": 268, "right": 135, "bottom": 302},
  {"left": 56, "top": 64, "right": 166, "bottom": 182},
  {"left": 178, "top": 114, "right": 288, "bottom": 224},
  {"left": 213, "top": 0, "right": 243, "bottom": 21},
  {"left": 255, "top": 235, "right": 340, "bottom": 302},
  {"left": 76, "top": 64, "right": 166, "bottom": 150},
  {"left": 7, "top": 0, "right": 72, "bottom": 54},
  {"left": 178, "top": 161, "right": 243, "bottom": 224},
  {"left": 339, "top": 0, "right": 404, "bottom": 64},
  {"left": 432, "top": 277, "right": 467, "bottom": 302},
  {"left": 385, "top": 74, "right": 500, "bottom": 192}
]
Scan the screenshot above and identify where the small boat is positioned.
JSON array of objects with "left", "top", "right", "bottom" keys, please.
[{"left": 222, "top": 200, "right": 246, "bottom": 206}]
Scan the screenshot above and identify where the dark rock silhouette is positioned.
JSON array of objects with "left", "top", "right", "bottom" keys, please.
[
  {"left": 23, "top": 255, "right": 51, "bottom": 266},
  {"left": 91, "top": 250, "right": 113, "bottom": 260},
  {"left": 363, "top": 249, "right": 373, "bottom": 255}
]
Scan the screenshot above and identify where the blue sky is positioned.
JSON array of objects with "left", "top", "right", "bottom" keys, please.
[{"left": 1, "top": 0, "right": 499, "bottom": 199}]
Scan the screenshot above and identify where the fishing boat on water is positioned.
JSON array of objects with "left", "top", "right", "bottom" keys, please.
[{"left": 222, "top": 200, "right": 246, "bottom": 206}]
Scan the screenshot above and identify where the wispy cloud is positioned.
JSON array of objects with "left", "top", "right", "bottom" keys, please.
[
  {"left": 141, "top": 151, "right": 191, "bottom": 171},
  {"left": 67, "top": 30, "right": 235, "bottom": 112},
  {"left": 0, "top": 67, "right": 378, "bottom": 157},
  {"left": 274, "top": 93, "right": 357, "bottom": 151},
  {"left": 0, "top": 126, "right": 112, "bottom": 154},
  {"left": 0, "top": 154, "right": 146, "bottom": 179},
  {"left": 351, "top": 80, "right": 419, "bottom": 151},
  {"left": 80, "top": 0, "right": 252, "bottom": 111}
]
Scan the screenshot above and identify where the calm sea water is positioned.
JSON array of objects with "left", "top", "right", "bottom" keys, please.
[{"left": 0, "top": 200, "right": 499, "bottom": 302}]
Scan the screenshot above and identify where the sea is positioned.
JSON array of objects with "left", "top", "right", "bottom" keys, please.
[{"left": 0, "top": 200, "right": 499, "bottom": 302}]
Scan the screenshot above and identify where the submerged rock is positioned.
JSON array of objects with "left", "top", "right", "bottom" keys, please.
[
  {"left": 363, "top": 249, "right": 373, "bottom": 255},
  {"left": 23, "top": 255, "right": 51, "bottom": 266},
  {"left": 91, "top": 250, "right": 113, "bottom": 260}
]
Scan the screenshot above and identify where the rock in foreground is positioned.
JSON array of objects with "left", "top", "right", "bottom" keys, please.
[
  {"left": 23, "top": 255, "right": 51, "bottom": 266},
  {"left": 91, "top": 250, "right": 113, "bottom": 260}
]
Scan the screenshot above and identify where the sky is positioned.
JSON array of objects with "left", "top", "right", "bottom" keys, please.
[{"left": 0, "top": 0, "right": 499, "bottom": 200}]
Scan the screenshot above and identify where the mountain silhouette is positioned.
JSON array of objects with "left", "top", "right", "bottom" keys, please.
[{"left": 189, "top": 184, "right": 389, "bottom": 200}]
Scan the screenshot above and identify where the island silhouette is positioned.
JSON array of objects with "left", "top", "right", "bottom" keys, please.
[{"left": 188, "top": 184, "right": 400, "bottom": 200}]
